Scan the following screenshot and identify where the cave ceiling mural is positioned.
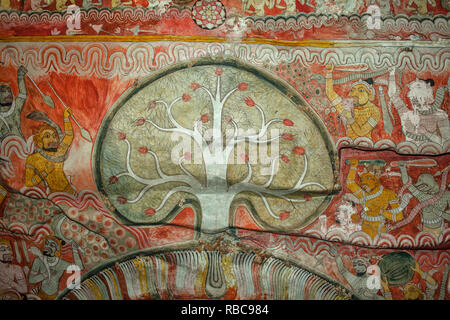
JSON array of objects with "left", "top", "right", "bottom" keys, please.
[{"left": 0, "top": 0, "right": 448, "bottom": 301}]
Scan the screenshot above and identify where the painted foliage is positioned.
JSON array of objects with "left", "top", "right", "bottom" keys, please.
[{"left": 0, "top": 0, "right": 448, "bottom": 300}]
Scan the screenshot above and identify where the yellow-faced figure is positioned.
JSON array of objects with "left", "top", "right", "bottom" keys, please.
[
  {"left": 0, "top": 238, "right": 13, "bottom": 264},
  {"left": 359, "top": 171, "right": 381, "bottom": 194},
  {"left": 349, "top": 79, "right": 376, "bottom": 108},
  {"left": 34, "top": 124, "right": 60, "bottom": 153},
  {"left": 25, "top": 109, "right": 75, "bottom": 194},
  {"left": 325, "top": 64, "right": 380, "bottom": 140},
  {"left": 345, "top": 159, "right": 404, "bottom": 239}
]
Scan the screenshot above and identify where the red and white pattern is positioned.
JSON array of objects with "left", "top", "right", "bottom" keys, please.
[{"left": 191, "top": 0, "right": 226, "bottom": 30}]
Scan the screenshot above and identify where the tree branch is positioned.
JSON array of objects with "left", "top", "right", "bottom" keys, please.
[
  {"left": 221, "top": 87, "right": 238, "bottom": 105},
  {"left": 254, "top": 191, "right": 281, "bottom": 219},
  {"left": 241, "top": 161, "right": 253, "bottom": 184},
  {"left": 144, "top": 119, "right": 209, "bottom": 159},
  {"left": 155, "top": 98, "right": 186, "bottom": 132},
  {"left": 230, "top": 153, "right": 327, "bottom": 200},
  {"left": 262, "top": 156, "right": 280, "bottom": 188},
  {"left": 148, "top": 150, "right": 168, "bottom": 179},
  {"left": 154, "top": 186, "right": 194, "bottom": 211},
  {"left": 200, "top": 85, "right": 216, "bottom": 105},
  {"left": 114, "top": 138, "right": 202, "bottom": 201},
  {"left": 178, "top": 156, "right": 201, "bottom": 184}
]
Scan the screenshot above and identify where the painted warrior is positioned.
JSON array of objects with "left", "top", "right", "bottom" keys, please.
[
  {"left": 345, "top": 159, "right": 404, "bottom": 239},
  {"left": 325, "top": 63, "right": 381, "bottom": 140},
  {"left": 0, "top": 238, "right": 28, "bottom": 300},
  {"left": 330, "top": 246, "right": 384, "bottom": 300},
  {"left": 388, "top": 68, "right": 449, "bottom": 147},
  {"left": 0, "top": 66, "right": 28, "bottom": 139},
  {"left": 29, "top": 235, "right": 83, "bottom": 300},
  {"left": 24, "top": 108, "right": 75, "bottom": 194},
  {"left": 398, "top": 162, "right": 450, "bottom": 238}
]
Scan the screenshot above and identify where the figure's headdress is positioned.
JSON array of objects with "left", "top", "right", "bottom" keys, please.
[
  {"left": 0, "top": 238, "right": 11, "bottom": 248},
  {"left": 352, "top": 255, "right": 370, "bottom": 268},
  {"left": 26, "top": 111, "right": 63, "bottom": 143},
  {"left": 351, "top": 78, "right": 375, "bottom": 97},
  {"left": 42, "top": 234, "right": 64, "bottom": 258}
]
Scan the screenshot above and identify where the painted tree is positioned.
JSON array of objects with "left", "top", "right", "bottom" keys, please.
[{"left": 96, "top": 61, "right": 336, "bottom": 233}]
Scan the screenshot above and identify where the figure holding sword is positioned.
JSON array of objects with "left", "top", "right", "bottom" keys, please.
[
  {"left": 393, "top": 159, "right": 450, "bottom": 238},
  {"left": 23, "top": 76, "right": 91, "bottom": 195},
  {"left": 24, "top": 105, "right": 76, "bottom": 194},
  {"left": 0, "top": 65, "right": 28, "bottom": 139},
  {"left": 344, "top": 159, "right": 408, "bottom": 240}
]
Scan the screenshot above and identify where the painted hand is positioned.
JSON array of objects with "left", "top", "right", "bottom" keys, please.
[
  {"left": 388, "top": 66, "right": 396, "bottom": 76},
  {"left": 410, "top": 261, "right": 422, "bottom": 274},
  {"left": 325, "top": 63, "right": 334, "bottom": 73},
  {"left": 18, "top": 65, "right": 28, "bottom": 77},
  {"left": 64, "top": 107, "right": 72, "bottom": 118}
]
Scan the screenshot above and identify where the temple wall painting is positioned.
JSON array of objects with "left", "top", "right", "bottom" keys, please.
[{"left": 0, "top": 0, "right": 449, "bottom": 301}]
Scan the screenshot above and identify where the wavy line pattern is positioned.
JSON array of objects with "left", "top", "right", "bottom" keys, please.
[
  {"left": 0, "top": 9, "right": 448, "bottom": 38},
  {"left": 0, "top": 222, "right": 52, "bottom": 243},
  {"left": 265, "top": 234, "right": 450, "bottom": 271},
  {"left": 0, "top": 7, "right": 190, "bottom": 25},
  {"left": 336, "top": 137, "right": 450, "bottom": 155},
  {"left": 248, "top": 14, "right": 450, "bottom": 36},
  {"left": 0, "top": 135, "right": 34, "bottom": 177},
  {"left": 1, "top": 43, "right": 449, "bottom": 80},
  {"left": 302, "top": 229, "right": 450, "bottom": 249}
]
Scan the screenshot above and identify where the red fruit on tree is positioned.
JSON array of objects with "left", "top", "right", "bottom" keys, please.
[
  {"left": 109, "top": 176, "right": 118, "bottom": 184},
  {"left": 244, "top": 97, "right": 255, "bottom": 107},
  {"left": 282, "top": 133, "right": 294, "bottom": 141},
  {"left": 136, "top": 117, "right": 146, "bottom": 126},
  {"left": 240, "top": 153, "right": 249, "bottom": 163},
  {"left": 138, "top": 146, "right": 148, "bottom": 154},
  {"left": 215, "top": 67, "right": 223, "bottom": 76},
  {"left": 281, "top": 154, "right": 290, "bottom": 163},
  {"left": 304, "top": 194, "right": 312, "bottom": 201},
  {"left": 293, "top": 146, "right": 305, "bottom": 156},
  {"left": 283, "top": 119, "right": 294, "bottom": 126},
  {"left": 145, "top": 207, "right": 156, "bottom": 217},
  {"left": 237, "top": 82, "right": 248, "bottom": 91},
  {"left": 118, "top": 132, "right": 126, "bottom": 140},
  {"left": 148, "top": 101, "right": 157, "bottom": 109},
  {"left": 190, "top": 82, "right": 201, "bottom": 91},
  {"left": 182, "top": 93, "right": 191, "bottom": 102},
  {"left": 117, "top": 197, "right": 127, "bottom": 204},
  {"left": 279, "top": 211, "right": 290, "bottom": 220},
  {"left": 201, "top": 114, "right": 210, "bottom": 123}
]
